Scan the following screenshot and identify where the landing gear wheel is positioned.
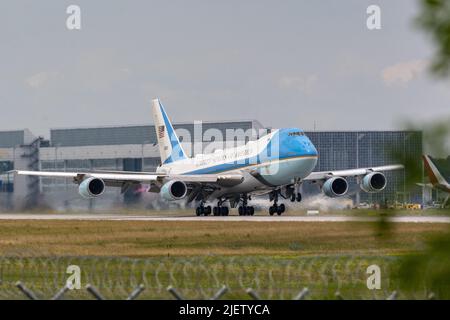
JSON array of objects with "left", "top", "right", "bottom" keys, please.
[
  {"left": 269, "top": 206, "right": 275, "bottom": 216},
  {"left": 277, "top": 204, "right": 285, "bottom": 215},
  {"left": 220, "top": 207, "right": 229, "bottom": 216},
  {"left": 196, "top": 203, "right": 208, "bottom": 216},
  {"left": 290, "top": 193, "right": 296, "bottom": 202},
  {"left": 296, "top": 193, "right": 302, "bottom": 202},
  {"left": 276, "top": 207, "right": 282, "bottom": 215},
  {"left": 196, "top": 206, "right": 205, "bottom": 216},
  {"left": 239, "top": 206, "right": 254, "bottom": 216}
]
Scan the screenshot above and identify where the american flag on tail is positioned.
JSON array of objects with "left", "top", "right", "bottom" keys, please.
[{"left": 158, "top": 125, "right": 165, "bottom": 139}]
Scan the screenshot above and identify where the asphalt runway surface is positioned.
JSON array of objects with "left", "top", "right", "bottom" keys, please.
[{"left": 0, "top": 214, "right": 449, "bottom": 223}]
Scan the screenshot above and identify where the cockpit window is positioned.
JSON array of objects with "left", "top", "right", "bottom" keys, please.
[{"left": 288, "top": 132, "right": 304, "bottom": 137}]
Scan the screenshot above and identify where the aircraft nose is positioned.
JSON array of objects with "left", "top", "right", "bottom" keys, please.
[{"left": 301, "top": 136, "right": 318, "bottom": 156}]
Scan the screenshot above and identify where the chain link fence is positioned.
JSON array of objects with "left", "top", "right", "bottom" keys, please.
[{"left": 0, "top": 255, "right": 434, "bottom": 300}]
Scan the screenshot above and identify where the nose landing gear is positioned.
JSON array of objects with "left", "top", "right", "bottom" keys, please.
[{"left": 290, "top": 192, "right": 302, "bottom": 202}]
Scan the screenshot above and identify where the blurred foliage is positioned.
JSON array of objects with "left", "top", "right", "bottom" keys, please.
[
  {"left": 390, "top": 118, "right": 450, "bottom": 190},
  {"left": 416, "top": 0, "right": 450, "bottom": 77},
  {"left": 397, "top": 233, "right": 450, "bottom": 299},
  {"left": 385, "top": 2, "right": 450, "bottom": 297},
  {"left": 391, "top": 118, "right": 450, "bottom": 300},
  {"left": 419, "top": 118, "right": 450, "bottom": 157}
]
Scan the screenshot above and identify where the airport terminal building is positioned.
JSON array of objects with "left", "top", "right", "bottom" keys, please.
[{"left": 0, "top": 121, "right": 424, "bottom": 211}]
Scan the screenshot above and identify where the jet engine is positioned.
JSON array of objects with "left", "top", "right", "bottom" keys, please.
[
  {"left": 160, "top": 180, "right": 188, "bottom": 201},
  {"left": 323, "top": 177, "right": 348, "bottom": 197},
  {"left": 79, "top": 177, "right": 105, "bottom": 198},
  {"left": 360, "top": 172, "right": 386, "bottom": 193}
]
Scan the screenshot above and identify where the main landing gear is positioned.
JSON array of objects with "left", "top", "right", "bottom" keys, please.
[
  {"left": 238, "top": 194, "right": 255, "bottom": 216},
  {"left": 269, "top": 189, "right": 299, "bottom": 216},
  {"left": 196, "top": 200, "right": 229, "bottom": 216},
  {"left": 269, "top": 203, "right": 285, "bottom": 216},
  {"left": 196, "top": 202, "right": 212, "bottom": 216},
  {"left": 213, "top": 199, "right": 229, "bottom": 216}
]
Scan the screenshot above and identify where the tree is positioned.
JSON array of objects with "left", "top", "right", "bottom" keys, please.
[{"left": 416, "top": 0, "right": 450, "bottom": 77}]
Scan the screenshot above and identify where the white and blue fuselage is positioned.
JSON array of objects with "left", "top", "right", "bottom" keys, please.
[{"left": 157, "top": 128, "right": 318, "bottom": 199}]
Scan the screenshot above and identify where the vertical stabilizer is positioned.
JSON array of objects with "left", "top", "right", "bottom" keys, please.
[
  {"left": 152, "top": 99, "right": 187, "bottom": 165},
  {"left": 423, "top": 155, "right": 447, "bottom": 186}
]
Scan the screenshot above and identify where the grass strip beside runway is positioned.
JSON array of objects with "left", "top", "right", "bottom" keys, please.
[{"left": 0, "top": 220, "right": 447, "bottom": 257}]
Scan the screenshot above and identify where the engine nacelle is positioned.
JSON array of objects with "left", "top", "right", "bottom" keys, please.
[
  {"left": 323, "top": 177, "right": 348, "bottom": 197},
  {"left": 79, "top": 177, "right": 105, "bottom": 198},
  {"left": 160, "top": 180, "right": 188, "bottom": 201},
  {"left": 360, "top": 172, "right": 386, "bottom": 193}
]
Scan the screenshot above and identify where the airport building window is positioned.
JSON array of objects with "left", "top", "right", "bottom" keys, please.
[
  {"left": 0, "top": 161, "right": 13, "bottom": 173},
  {"left": 0, "top": 164, "right": 14, "bottom": 193},
  {"left": 305, "top": 131, "right": 422, "bottom": 204},
  {"left": 143, "top": 158, "right": 161, "bottom": 171}
]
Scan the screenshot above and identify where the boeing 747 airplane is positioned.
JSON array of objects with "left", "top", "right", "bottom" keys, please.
[{"left": 16, "top": 99, "right": 403, "bottom": 216}]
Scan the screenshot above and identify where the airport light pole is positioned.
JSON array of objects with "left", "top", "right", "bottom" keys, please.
[
  {"left": 355, "top": 133, "right": 365, "bottom": 207},
  {"left": 141, "top": 140, "right": 150, "bottom": 171},
  {"left": 403, "top": 134, "right": 410, "bottom": 203}
]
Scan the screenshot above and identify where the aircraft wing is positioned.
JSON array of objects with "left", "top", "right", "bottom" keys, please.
[
  {"left": 303, "top": 164, "right": 404, "bottom": 181},
  {"left": 14, "top": 170, "right": 244, "bottom": 186}
]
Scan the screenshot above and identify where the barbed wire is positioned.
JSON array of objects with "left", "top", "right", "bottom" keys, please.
[{"left": 0, "top": 255, "right": 432, "bottom": 300}]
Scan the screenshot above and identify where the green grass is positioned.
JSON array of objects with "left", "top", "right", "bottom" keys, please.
[
  {"left": 0, "top": 220, "right": 447, "bottom": 257},
  {"left": 0, "top": 218, "right": 448, "bottom": 299}
]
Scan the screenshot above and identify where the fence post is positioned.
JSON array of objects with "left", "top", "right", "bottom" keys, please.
[
  {"left": 167, "top": 286, "right": 184, "bottom": 300},
  {"left": 246, "top": 288, "right": 261, "bottom": 300},
  {"left": 293, "top": 287, "right": 309, "bottom": 300},
  {"left": 334, "top": 291, "right": 344, "bottom": 300},
  {"left": 126, "top": 284, "right": 145, "bottom": 300},
  {"left": 16, "top": 281, "right": 39, "bottom": 300},
  {"left": 210, "top": 285, "right": 228, "bottom": 300},
  {"left": 51, "top": 284, "right": 70, "bottom": 300},
  {"left": 386, "top": 291, "right": 398, "bottom": 300},
  {"left": 86, "top": 284, "right": 106, "bottom": 300}
]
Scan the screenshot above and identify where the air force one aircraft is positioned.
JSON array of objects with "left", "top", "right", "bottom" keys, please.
[{"left": 16, "top": 99, "right": 403, "bottom": 216}]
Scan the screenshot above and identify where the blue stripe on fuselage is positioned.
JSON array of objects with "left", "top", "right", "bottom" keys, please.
[{"left": 183, "top": 128, "right": 318, "bottom": 175}]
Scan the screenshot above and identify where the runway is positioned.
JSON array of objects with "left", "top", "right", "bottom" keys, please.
[{"left": 0, "top": 214, "right": 449, "bottom": 223}]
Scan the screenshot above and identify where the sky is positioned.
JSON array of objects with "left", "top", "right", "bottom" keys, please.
[{"left": 1, "top": 0, "right": 449, "bottom": 137}]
